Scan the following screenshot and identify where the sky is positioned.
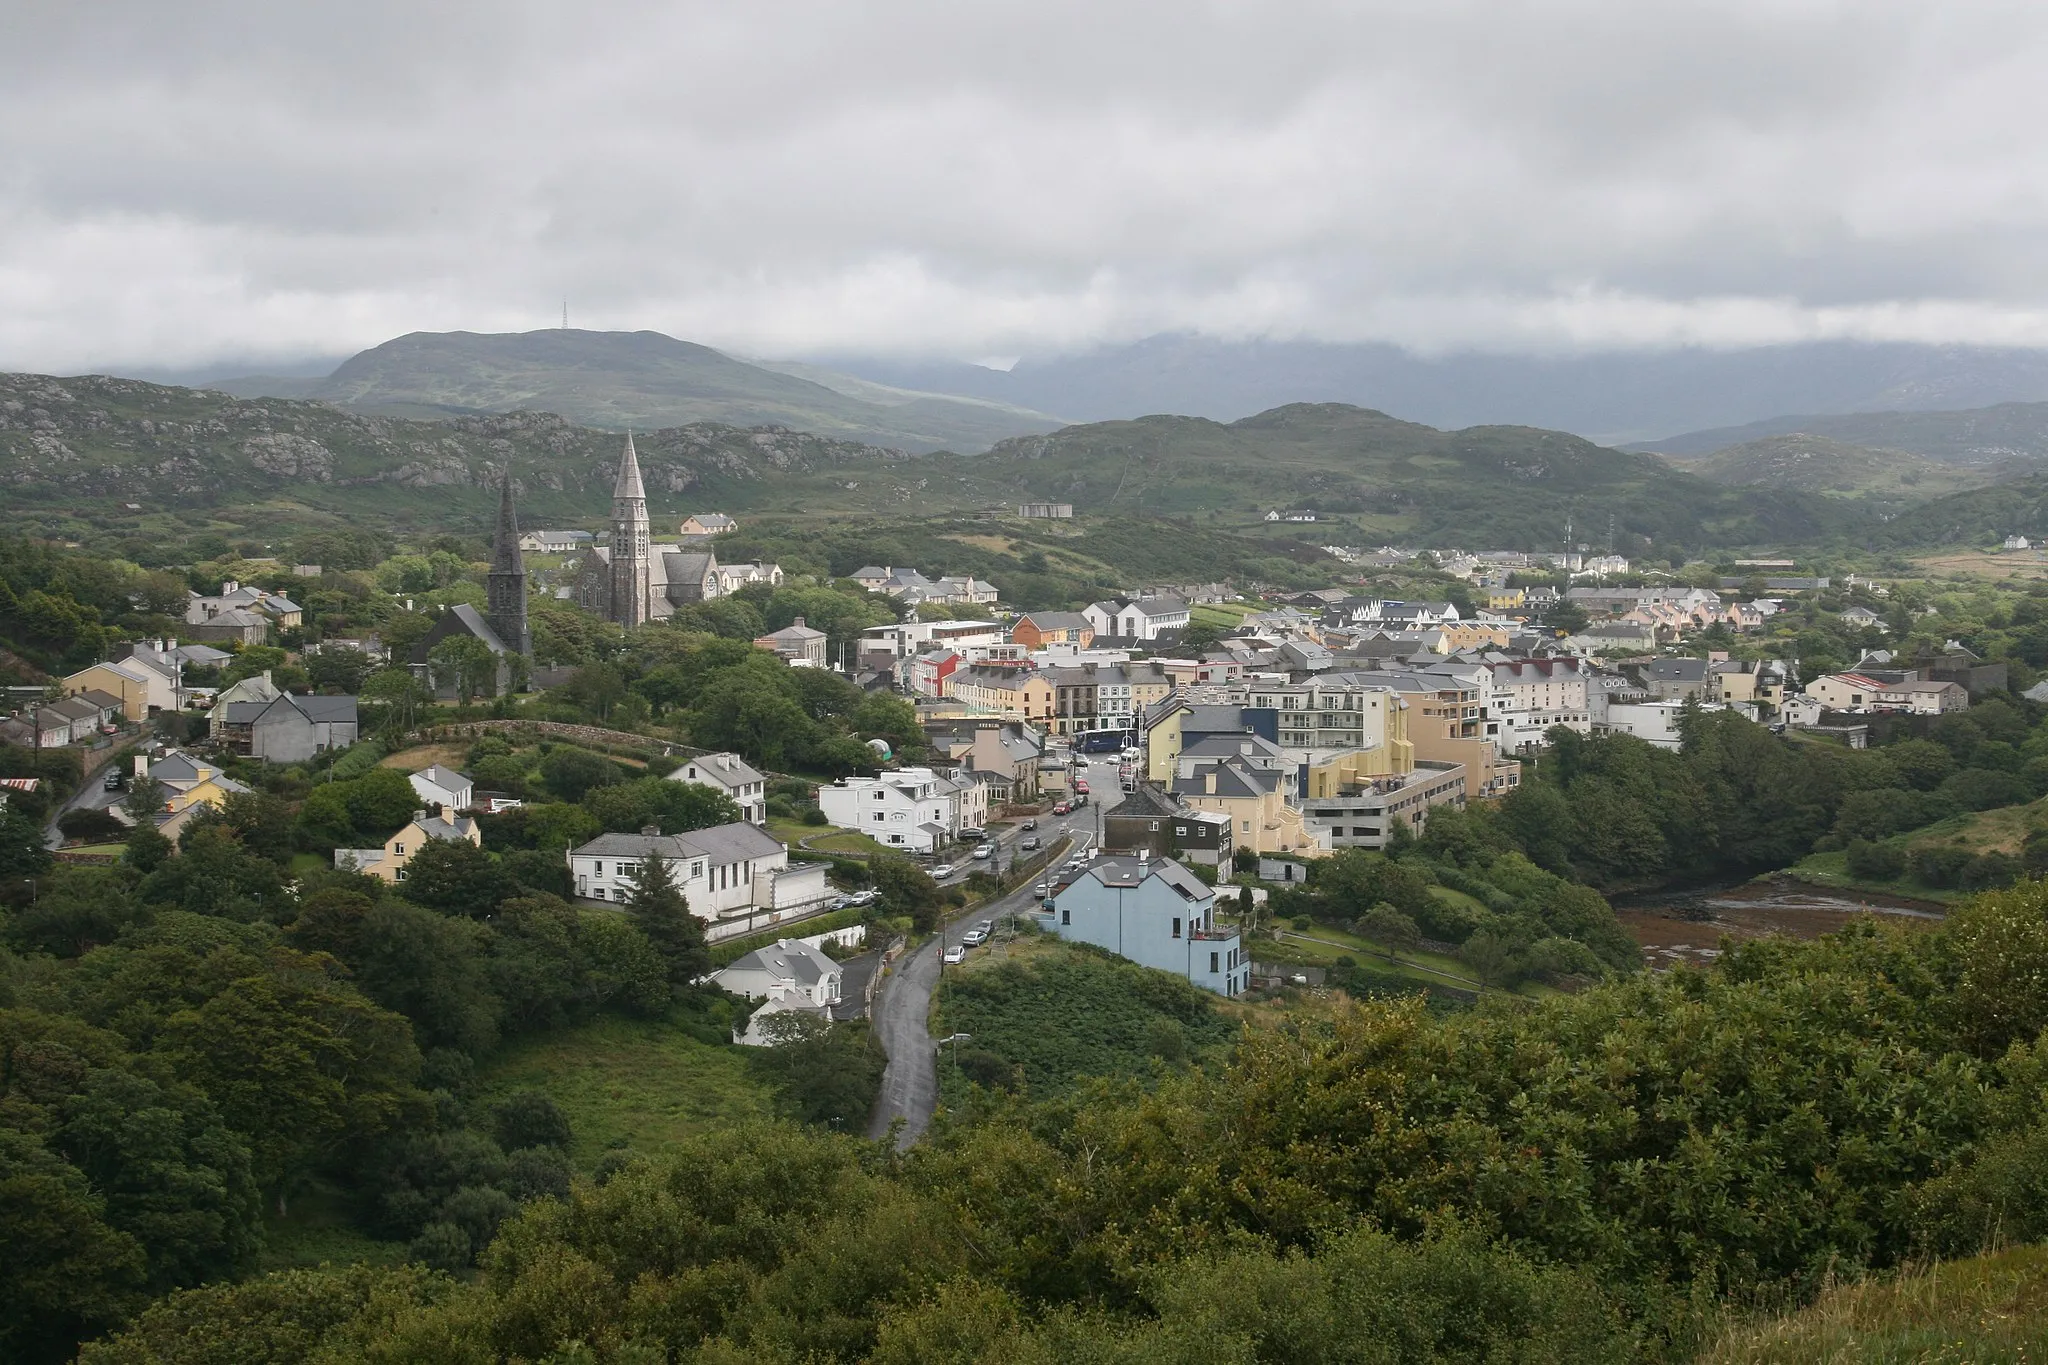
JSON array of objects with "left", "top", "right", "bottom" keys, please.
[{"left": 6, "top": 0, "right": 2048, "bottom": 374}]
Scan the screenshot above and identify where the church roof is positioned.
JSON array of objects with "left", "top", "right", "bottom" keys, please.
[{"left": 613, "top": 432, "right": 647, "bottom": 501}]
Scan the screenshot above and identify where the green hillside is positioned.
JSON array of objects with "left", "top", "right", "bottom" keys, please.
[
  {"left": 1669, "top": 432, "right": 1990, "bottom": 500},
  {"left": 962, "top": 402, "right": 1852, "bottom": 554},
  {"left": 208, "top": 328, "right": 1064, "bottom": 453},
  {"left": 1872, "top": 472, "right": 2048, "bottom": 549}
]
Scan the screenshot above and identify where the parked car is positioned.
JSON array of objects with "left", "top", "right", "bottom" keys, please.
[
  {"left": 1034, "top": 880, "right": 1053, "bottom": 895},
  {"left": 103, "top": 770, "right": 124, "bottom": 790},
  {"left": 971, "top": 843, "right": 995, "bottom": 860},
  {"left": 930, "top": 863, "right": 957, "bottom": 878},
  {"left": 962, "top": 928, "right": 988, "bottom": 947},
  {"left": 1021, "top": 818, "right": 1037, "bottom": 830},
  {"left": 959, "top": 826, "right": 988, "bottom": 842},
  {"left": 1020, "top": 835, "right": 1040, "bottom": 850},
  {"left": 1052, "top": 801, "right": 1071, "bottom": 815},
  {"left": 1073, "top": 778, "right": 1089, "bottom": 793},
  {"left": 845, "top": 889, "right": 880, "bottom": 906},
  {"left": 943, "top": 945, "right": 967, "bottom": 965}
]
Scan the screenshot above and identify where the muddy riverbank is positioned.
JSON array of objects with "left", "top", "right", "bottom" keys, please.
[{"left": 1616, "top": 876, "right": 1945, "bottom": 969}]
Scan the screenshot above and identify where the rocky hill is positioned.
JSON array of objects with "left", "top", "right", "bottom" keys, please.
[
  {"left": 1639, "top": 400, "right": 2048, "bottom": 465},
  {"left": 1666, "top": 432, "right": 1995, "bottom": 499},
  {"left": 0, "top": 370, "right": 913, "bottom": 523},
  {"left": 205, "top": 328, "right": 1062, "bottom": 454}
]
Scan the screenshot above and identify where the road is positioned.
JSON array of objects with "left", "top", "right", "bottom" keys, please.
[
  {"left": 866, "top": 769, "right": 1122, "bottom": 1148},
  {"left": 43, "top": 743, "right": 135, "bottom": 850}
]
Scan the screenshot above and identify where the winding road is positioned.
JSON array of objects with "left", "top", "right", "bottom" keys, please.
[{"left": 866, "top": 772, "right": 1119, "bottom": 1147}]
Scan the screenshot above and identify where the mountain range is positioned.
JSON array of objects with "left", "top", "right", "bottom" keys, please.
[
  {"left": 818, "top": 336, "right": 2048, "bottom": 445},
  {"left": 203, "top": 329, "right": 1063, "bottom": 454}
]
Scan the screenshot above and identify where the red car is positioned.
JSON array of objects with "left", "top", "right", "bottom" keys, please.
[
  {"left": 1052, "top": 801, "right": 1071, "bottom": 815},
  {"left": 1073, "top": 778, "right": 1089, "bottom": 793}
]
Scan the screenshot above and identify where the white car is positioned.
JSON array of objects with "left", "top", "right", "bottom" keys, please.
[
  {"left": 961, "top": 928, "right": 988, "bottom": 947},
  {"left": 942, "top": 945, "right": 967, "bottom": 965},
  {"left": 930, "top": 863, "right": 957, "bottom": 878},
  {"left": 971, "top": 843, "right": 996, "bottom": 860}
]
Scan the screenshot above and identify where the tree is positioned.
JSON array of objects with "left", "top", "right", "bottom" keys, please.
[
  {"left": 574, "top": 914, "right": 671, "bottom": 1016},
  {"left": 1357, "top": 902, "right": 1421, "bottom": 953},
  {"left": 747, "top": 1014, "right": 885, "bottom": 1130},
  {"left": 427, "top": 636, "right": 499, "bottom": 703},
  {"left": 869, "top": 854, "right": 941, "bottom": 934},
  {"left": 352, "top": 899, "right": 501, "bottom": 1055},
  {"left": 124, "top": 774, "right": 168, "bottom": 821},
  {"left": 622, "top": 853, "right": 708, "bottom": 983},
  {"left": 492, "top": 1090, "right": 573, "bottom": 1152},
  {"left": 583, "top": 777, "right": 739, "bottom": 835},
  {"left": 156, "top": 959, "right": 424, "bottom": 1210},
  {"left": 305, "top": 647, "right": 376, "bottom": 694},
  {"left": 6, "top": 866, "right": 150, "bottom": 956},
  {"left": 0, "top": 805, "right": 54, "bottom": 881},
  {"left": 359, "top": 668, "right": 427, "bottom": 739},
  {"left": 0, "top": 1129, "right": 146, "bottom": 1365},
  {"left": 539, "top": 747, "right": 621, "bottom": 802},
  {"left": 398, "top": 837, "right": 519, "bottom": 919},
  {"left": 123, "top": 820, "right": 173, "bottom": 874}
]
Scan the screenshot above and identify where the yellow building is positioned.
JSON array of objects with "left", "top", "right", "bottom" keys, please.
[
  {"left": 334, "top": 807, "right": 483, "bottom": 883},
  {"left": 950, "top": 667, "right": 1056, "bottom": 724},
  {"left": 1486, "top": 587, "right": 1527, "bottom": 611},
  {"left": 1171, "top": 756, "right": 1318, "bottom": 856}
]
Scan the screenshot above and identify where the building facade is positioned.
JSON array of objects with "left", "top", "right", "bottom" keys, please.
[{"left": 1038, "top": 856, "right": 1248, "bottom": 996}]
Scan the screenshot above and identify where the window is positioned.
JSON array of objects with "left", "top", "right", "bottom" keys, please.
[
  {"left": 395, "top": 868, "right": 408, "bottom": 881},
  {"left": 619, "top": 862, "right": 637, "bottom": 877},
  {"left": 594, "top": 861, "right": 603, "bottom": 875},
  {"left": 1210, "top": 951, "right": 1219, "bottom": 973},
  {"left": 1061, "top": 909, "right": 1071, "bottom": 925},
  {"left": 393, "top": 842, "right": 405, "bottom": 856},
  {"left": 692, "top": 862, "right": 704, "bottom": 878},
  {"left": 1174, "top": 825, "right": 1186, "bottom": 837},
  {"left": 1172, "top": 917, "right": 1182, "bottom": 938}
]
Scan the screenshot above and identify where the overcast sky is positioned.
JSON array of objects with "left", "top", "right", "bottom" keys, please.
[{"left": 6, "top": 0, "right": 2048, "bottom": 373}]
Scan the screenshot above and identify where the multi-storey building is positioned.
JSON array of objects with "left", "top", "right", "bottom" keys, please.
[{"left": 816, "top": 767, "right": 984, "bottom": 852}]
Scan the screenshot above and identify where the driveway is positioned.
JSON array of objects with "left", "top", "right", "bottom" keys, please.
[{"left": 864, "top": 782, "right": 1121, "bottom": 1148}]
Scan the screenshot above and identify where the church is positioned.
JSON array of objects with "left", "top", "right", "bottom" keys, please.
[
  {"left": 410, "top": 468, "right": 534, "bottom": 694},
  {"left": 572, "top": 433, "right": 781, "bottom": 625}
]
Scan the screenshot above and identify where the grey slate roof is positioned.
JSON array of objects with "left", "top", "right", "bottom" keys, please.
[
  {"left": 1086, "top": 855, "right": 1212, "bottom": 900},
  {"left": 722, "top": 938, "right": 835, "bottom": 983},
  {"left": 573, "top": 821, "right": 784, "bottom": 865}
]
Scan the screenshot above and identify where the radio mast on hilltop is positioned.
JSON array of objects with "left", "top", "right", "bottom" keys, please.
[{"left": 561, "top": 299, "right": 569, "bottom": 330}]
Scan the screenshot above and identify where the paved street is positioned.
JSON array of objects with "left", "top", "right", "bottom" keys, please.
[
  {"left": 42, "top": 743, "right": 134, "bottom": 850},
  {"left": 865, "top": 769, "right": 1123, "bottom": 1148}
]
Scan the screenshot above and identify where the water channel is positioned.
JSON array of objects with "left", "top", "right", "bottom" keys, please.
[{"left": 1616, "top": 876, "right": 1945, "bottom": 969}]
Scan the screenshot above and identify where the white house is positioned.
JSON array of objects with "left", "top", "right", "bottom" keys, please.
[
  {"left": 566, "top": 822, "right": 831, "bottom": 921},
  {"left": 1082, "top": 597, "right": 1192, "bottom": 641},
  {"left": 712, "top": 939, "right": 844, "bottom": 1045},
  {"left": 408, "top": 764, "right": 473, "bottom": 814},
  {"left": 816, "top": 767, "right": 981, "bottom": 853},
  {"left": 668, "top": 752, "right": 768, "bottom": 824}
]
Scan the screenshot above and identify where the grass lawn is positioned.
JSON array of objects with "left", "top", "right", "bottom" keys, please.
[
  {"left": 767, "top": 816, "right": 888, "bottom": 856},
  {"left": 1189, "top": 601, "right": 1256, "bottom": 629},
  {"left": 289, "top": 851, "right": 330, "bottom": 878},
  {"left": 378, "top": 741, "right": 469, "bottom": 772},
  {"left": 260, "top": 1180, "right": 406, "bottom": 1272},
  {"left": 473, "top": 1012, "right": 776, "bottom": 1170},
  {"left": 63, "top": 843, "right": 127, "bottom": 858},
  {"left": 1698, "top": 1242, "right": 2048, "bottom": 1363},
  {"left": 1783, "top": 850, "right": 1962, "bottom": 905}
]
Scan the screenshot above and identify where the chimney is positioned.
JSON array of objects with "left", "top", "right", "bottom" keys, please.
[
  {"left": 413, "top": 809, "right": 427, "bottom": 824},
  {"left": 793, "top": 616, "right": 806, "bottom": 629},
  {"left": 1205, "top": 769, "right": 1216, "bottom": 794},
  {"left": 133, "top": 754, "right": 148, "bottom": 777}
]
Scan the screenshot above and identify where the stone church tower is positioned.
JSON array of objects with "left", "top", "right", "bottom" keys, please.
[
  {"left": 609, "top": 432, "right": 653, "bottom": 627},
  {"left": 486, "top": 467, "right": 532, "bottom": 657}
]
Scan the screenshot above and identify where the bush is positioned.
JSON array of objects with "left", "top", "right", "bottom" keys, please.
[
  {"left": 801, "top": 806, "right": 828, "bottom": 826},
  {"left": 492, "top": 1090, "right": 573, "bottom": 1153},
  {"left": 406, "top": 1221, "right": 472, "bottom": 1273},
  {"left": 1845, "top": 839, "right": 1907, "bottom": 881},
  {"left": 1940, "top": 767, "right": 2032, "bottom": 812},
  {"left": 1962, "top": 851, "right": 2022, "bottom": 892},
  {"left": 57, "top": 807, "right": 125, "bottom": 842},
  {"left": 1909, "top": 843, "right": 1976, "bottom": 888}
]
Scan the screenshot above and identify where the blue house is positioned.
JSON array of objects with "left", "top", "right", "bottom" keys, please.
[{"left": 1037, "top": 854, "right": 1248, "bottom": 996}]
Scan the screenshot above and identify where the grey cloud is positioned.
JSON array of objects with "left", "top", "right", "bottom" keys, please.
[{"left": 4, "top": 0, "right": 2048, "bottom": 372}]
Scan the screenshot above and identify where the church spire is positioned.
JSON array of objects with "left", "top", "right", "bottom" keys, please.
[
  {"left": 609, "top": 431, "right": 653, "bottom": 628},
  {"left": 613, "top": 430, "right": 647, "bottom": 500},
  {"left": 486, "top": 465, "right": 532, "bottom": 658}
]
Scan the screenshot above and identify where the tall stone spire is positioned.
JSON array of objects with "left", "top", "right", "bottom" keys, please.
[
  {"left": 486, "top": 466, "right": 532, "bottom": 658},
  {"left": 609, "top": 432, "right": 652, "bottom": 627}
]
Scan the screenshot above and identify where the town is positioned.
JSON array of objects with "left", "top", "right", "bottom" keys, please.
[{"left": 12, "top": 5, "right": 2048, "bottom": 1357}]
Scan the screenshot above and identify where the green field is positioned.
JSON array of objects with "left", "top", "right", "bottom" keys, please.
[
  {"left": 1698, "top": 1242, "right": 2048, "bottom": 1363},
  {"left": 472, "top": 1012, "right": 775, "bottom": 1169}
]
